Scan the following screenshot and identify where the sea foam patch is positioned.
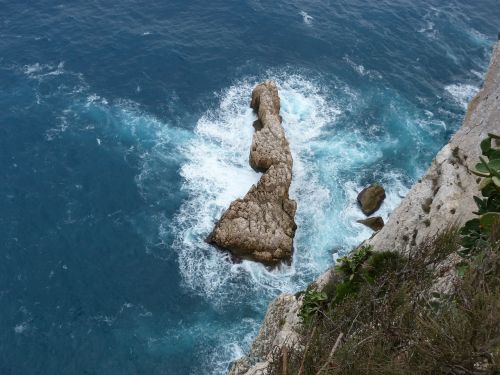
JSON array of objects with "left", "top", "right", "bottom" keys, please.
[
  {"left": 299, "top": 11, "right": 313, "bottom": 25},
  {"left": 445, "top": 83, "right": 479, "bottom": 109}
]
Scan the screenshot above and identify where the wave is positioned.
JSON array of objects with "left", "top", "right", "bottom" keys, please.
[
  {"left": 299, "top": 11, "right": 313, "bottom": 25},
  {"left": 343, "top": 56, "right": 382, "bottom": 79},
  {"left": 23, "top": 61, "right": 65, "bottom": 77},
  {"left": 445, "top": 83, "right": 479, "bottom": 109}
]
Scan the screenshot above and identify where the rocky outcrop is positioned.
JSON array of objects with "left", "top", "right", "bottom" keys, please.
[
  {"left": 228, "top": 294, "right": 302, "bottom": 375},
  {"left": 357, "top": 184, "right": 386, "bottom": 215},
  {"left": 228, "top": 269, "right": 335, "bottom": 375},
  {"left": 228, "top": 41, "right": 500, "bottom": 375},
  {"left": 208, "top": 81, "right": 297, "bottom": 265},
  {"left": 357, "top": 216, "right": 384, "bottom": 231}
]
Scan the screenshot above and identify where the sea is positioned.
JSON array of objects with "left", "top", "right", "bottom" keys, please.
[{"left": 1, "top": 0, "right": 498, "bottom": 373}]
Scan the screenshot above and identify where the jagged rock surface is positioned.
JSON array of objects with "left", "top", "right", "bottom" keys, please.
[
  {"left": 227, "top": 41, "right": 500, "bottom": 375},
  {"left": 208, "top": 81, "right": 297, "bottom": 265},
  {"left": 228, "top": 294, "right": 302, "bottom": 375}
]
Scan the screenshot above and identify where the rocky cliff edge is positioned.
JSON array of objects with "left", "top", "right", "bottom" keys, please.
[{"left": 228, "top": 40, "right": 500, "bottom": 375}]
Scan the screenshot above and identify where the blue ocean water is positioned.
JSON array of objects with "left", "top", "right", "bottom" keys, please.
[{"left": 0, "top": 1, "right": 498, "bottom": 373}]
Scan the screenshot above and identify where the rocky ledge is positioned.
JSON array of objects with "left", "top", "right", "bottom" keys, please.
[{"left": 208, "top": 81, "right": 297, "bottom": 266}]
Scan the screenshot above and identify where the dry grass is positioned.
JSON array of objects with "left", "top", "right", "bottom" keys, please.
[{"left": 268, "top": 228, "right": 500, "bottom": 375}]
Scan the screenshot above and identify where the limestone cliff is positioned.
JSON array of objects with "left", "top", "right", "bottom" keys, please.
[
  {"left": 208, "top": 81, "right": 297, "bottom": 265},
  {"left": 365, "top": 41, "right": 500, "bottom": 254},
  {"left": 228, "top": 40, "right": 500, "bottom": 375}
]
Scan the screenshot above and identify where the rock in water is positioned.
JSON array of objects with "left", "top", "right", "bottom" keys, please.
[
  {"left": 357, "top": 184, "right": 386, "bottom": 216},
  {"left": 207, "top": 81, "right": 297, "bottom": 266},
  {"left": 357, "top": 216, "right": 384, "bottom": 231}
]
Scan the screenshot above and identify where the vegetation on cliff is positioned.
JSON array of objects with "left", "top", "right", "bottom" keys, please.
[
  {"left": 286, "top": 135, "right": 500, "bottom": 374},
  {"left": 293, "top": 229, "right": 499, "bottom": 374}
]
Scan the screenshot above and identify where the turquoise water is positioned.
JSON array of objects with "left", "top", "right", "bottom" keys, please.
[{"left": 0, "top": 1, "right": 498, "bottom": 373}]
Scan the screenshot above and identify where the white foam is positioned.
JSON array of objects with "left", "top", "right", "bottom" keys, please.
[
  {"left": 299, "top": 11, "right": 313, "bottom": 25},
  {"left": 278, "top": 77, "right": 342, "bottom": 272},
  {"left": 445, "top": 83, "right": 479, "bottom": 109},
  {"left": 417, "top": 20, "right": 436, "bottom": 39},
  {"left": 193, "top": 316, "right": 261, "bottom": 375},
  {"left": 470, "top": 69, "right": 484, "bottom": 79},
  {"left": 173, "top": 80, "right": 263, "bottom": 299},
  {"left": 14, "top": 322, "right": 29, "bottom": 334},
  {"left": 21, "top": 61, "right": 89, "bottom": 110},
  {"left": 416, "top": 110, "right": 446, "bottom": 135},
  {"left": 417, "top": 7, "right": 439, "bottom": 39},
  {"left": 466, "top": 28, "right": 490, "bottom": 46},
  {"left": 14, "top": 307, "right": 33, "bottom": 334},
  {"left": 23, "top": 61, "right": 65, "bottom": 78},
  {"left": 343, "top": 56, "right": 382, "bottom": 79}
]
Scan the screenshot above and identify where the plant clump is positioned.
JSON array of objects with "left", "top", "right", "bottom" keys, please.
[
  {"left": 290, "top": 229, "right": 499, "bottom": 375},
  {"left": 461, "top": 133, "right": 500, "bottom": 255}
]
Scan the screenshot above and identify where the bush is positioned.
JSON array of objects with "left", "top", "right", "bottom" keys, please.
[
  {"left": 295, "top": 229, "right": 499, "bottom": 374},
  {"left": 461, "top": 133, "right": 500, "bottom": 256}
]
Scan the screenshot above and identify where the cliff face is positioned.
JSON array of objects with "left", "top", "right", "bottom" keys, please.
[
  {"left": 229, "top": 41, "right": 500, "bottom": 375},
  {"left": 208, "top": 81, "right": 297, "bottom": 265},
  {"left": 366, "top": 41, "right": 500, "bottom": 254}
]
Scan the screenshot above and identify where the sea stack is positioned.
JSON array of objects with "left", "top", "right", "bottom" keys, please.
[{"left": 207, "top": 81, "right": 297, "bottom": 265}]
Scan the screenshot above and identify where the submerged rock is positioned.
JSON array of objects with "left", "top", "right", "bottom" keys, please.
[
  {"left": 357, "top": 216, "right": 384, "bottom": 231},
  {"left": 207, "top": 81, "right": 297, "bottom": 266},
  {"left": 357, "top": 184, "right": 386, "bottom": 216}
]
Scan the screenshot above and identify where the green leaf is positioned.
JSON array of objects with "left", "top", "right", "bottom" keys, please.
[
  {"left": 488, "top": 159, "right": 500, "bottom": 172},
  {"left": 473, "top": 195, "right": 486, "bottom": 209},
  {"left": 455, "top": 262, "right": 469, "bottom": 277},
  {"left": 482, "top": 182, "right": 497, "bottom": 197},
  {"left": 462, "top": 218, "right": 480, "bottom": 232},
  {"left": 479, "top": 177, "right": 492, "bottom": 191},
  {"left": 488, "top": 133, "right": 500, "bottom": 140},
  {"left": 493, "top": 176, "right": 500, "bottom": 188},
  {"left": 471, "top": 168, "right": 490, "bottom": 177},
  {"left": 475, "top": 162, "right": 490, "bottom": 174},
  {"left": 480, "top": 157, "right": 500, "bottom": 178},
  {"left": 487, "top": 194, "right": 500, "bottom": 212},
  {"left": 479, "top": 212, "right": 500, "bottom": 231},
  {"left": 480, "top": 137, "right": 492, "bottom": 155},
  {"left": 489, "top": 149, "right": 500, "bottom": 160}
]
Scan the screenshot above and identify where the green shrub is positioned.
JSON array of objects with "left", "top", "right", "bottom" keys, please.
[
  {"left": 298, "top": 289, "right": 328, "bottom": 324},
  {"left": 461, "top": 133, "right": 500, "bottom": 256},
  {"left": 298, "top": 247, "right": 403, "bottom": 323},
  {"left": 296, "top": 231, "right": 500, "bottom": 375}
]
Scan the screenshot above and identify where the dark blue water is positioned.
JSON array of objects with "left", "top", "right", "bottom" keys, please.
[{"left": 1, "top": 1, "right": 498, "bottom": 373}]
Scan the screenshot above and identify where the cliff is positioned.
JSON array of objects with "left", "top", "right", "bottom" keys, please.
[
  {"left": 228, "top": 40, "right": 500, "bottom": 375},
  {"left": 365, "top": 41, "right": 500, "bottom": 254}
]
